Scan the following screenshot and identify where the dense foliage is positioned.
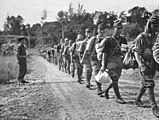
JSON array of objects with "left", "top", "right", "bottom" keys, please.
[{"left": 1, "top": 4, "right": 159, "bottom": 47}]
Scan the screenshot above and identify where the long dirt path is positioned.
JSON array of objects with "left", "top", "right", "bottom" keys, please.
[
  {"left": 40, "top": 55, "right": 159, "bottom": 120},
  {"left": 1, "top": 55, "right": 159, "bottom": 120}
]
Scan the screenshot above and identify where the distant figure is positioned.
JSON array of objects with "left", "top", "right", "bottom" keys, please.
[
  {"left": 16, "top": 37, "right": 29, "bottom": 84},
  {"left": 70, "top": 34, "right": 84, "bottom": 82}
]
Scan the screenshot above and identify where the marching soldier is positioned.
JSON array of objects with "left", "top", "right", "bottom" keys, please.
[
  {"left": 134, "top": 14, "right": 159, "bottom": 118},
  {"left": 58, "top": 39, "right": 64, "bottom": 71},
  {"left": 47, "top": 48, "right": 51, "bottom": 62},
  {"left": 100, "top": 20, "right": 127, "bottom": 104},
  {"left": 62, "top": 39, "right": 73, "bottom": 74},
  {"left": 16, "top": 37, "right": 29, "bottom": 84},
  {"left": 79, "top": 28, "right": 93, "bottom": 89},
  {"left": 61, "top": 38, "right": 69, "bottom": 72},
  {"left": 83, "top": 23, "right": 105, "bottom": 95},
  {"left": 70, "top": 34, "right": 84, "bottom": 83}
]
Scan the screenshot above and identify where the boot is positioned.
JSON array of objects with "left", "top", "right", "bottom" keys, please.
[
  {"left": 148, "top": 88, "right": 159, "bottom": 118},
  {"left": 104, "top": 92, "right": 109, "bottom": 99},
  {"left": 77, "top": 68, "right": 82, "bottom": 83},
  {"left": 86, "top": 69, "right": 92, "bottom": 89},
  {"left": 135, "top": 85, "right": 146, "bottom": 107},
  {"left": 96, "top": 81, "right": 102, "bottom": 95},
  {"left": 70, "top": 65, "right": 75, "bottom": 78},
  {"left": 104, "top": 82, "right": 113, "bottom": 99},
  {"left": 113, "top": 83, "right": 126, "bottom": 104}
]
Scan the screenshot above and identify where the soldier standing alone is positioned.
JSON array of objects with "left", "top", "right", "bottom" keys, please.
[{"left": 16, "top": 37, "right": 29, "bottom": 84}]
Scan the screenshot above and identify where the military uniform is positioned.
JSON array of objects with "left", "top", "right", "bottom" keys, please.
[
  {"left": 101, "top": 35, "right": 126, "bottom": 103},
  {"left": 85, "top": 34, "right": 104, "bottom": 94},
  {"left": 99, "top": 20, "right": 127, "bottom": 104},
  {"left": 16, "top": 37, "right": 28, "bottom": 83},
  {"left": 79, "top": 38, "right": 92, "bottom": 88},
  {"left": 134, "top": 32, "right": 159, "bottom": 112},
  {"left": 70, "top": 41, "right": 83, "bottom": 82},
  {"left": 57, "top": 43, "right": 64, "bottom": 71},
  {"left": 134, "top": 14, "right": 159, "bottom": 118},
  {"left": 63, "top": 44, "right": 71, "bottom": 74}
]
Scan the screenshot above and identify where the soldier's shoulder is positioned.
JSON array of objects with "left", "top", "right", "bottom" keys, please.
[
  {"left": 102, "top": 36, "right": 112, "bottom": 43},
  {"left": 87, "top": 36, "right": 96, "bottom": 44},
  {"left": 17, "top": 44, "right": 22, "bottom": 48},
  {"left": 134, "top": 32, "right": 146, "bottom": 42}
]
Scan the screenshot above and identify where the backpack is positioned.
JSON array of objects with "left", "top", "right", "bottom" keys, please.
[
  {"left": 122, "top": 33, "right": 150, "bottom": 70},
  {"left": 153, "top": 42, "right": 159, "bottom": 64},
  {"left": 122, "top": 43, "right": 138, "bottom": 70}
]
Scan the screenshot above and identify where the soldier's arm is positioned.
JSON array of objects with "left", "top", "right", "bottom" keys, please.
[
  {"left": 134, "top": 35, "right": 144, "bottom": 67},
  {"left": 70, "top": 43, "right": 75, "bottom": 63},
  {"left": 78, "top": 42, "right": 84, "bottom": 61},
  {"left": 100, "top": 38, "right": 109, "bottom": 72},
  {"left": 100, "top": 53, "right": 107, "bottom": 72},
  {"left": 81, "top": 37, "right": 95, "bottom": 63},
  {"left": 16, "top": 45, "right": 21, "bottom": 60}
]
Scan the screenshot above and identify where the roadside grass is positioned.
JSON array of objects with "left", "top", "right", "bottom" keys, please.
[{"left": 0, "top": 55, "right": 32, "bottom": 84}]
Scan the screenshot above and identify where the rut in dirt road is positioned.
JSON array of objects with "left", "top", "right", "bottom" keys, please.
[{"left": 39, "top": 56, "right": 159, "bottom": 120}]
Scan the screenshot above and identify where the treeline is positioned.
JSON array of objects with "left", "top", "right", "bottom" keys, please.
[{"left": 0, "top": 3, "right": 159, "bottom": 47}]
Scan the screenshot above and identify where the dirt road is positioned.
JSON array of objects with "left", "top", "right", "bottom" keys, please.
[{"left": 1, "top": 55, "right": 159, "bottom": 120}]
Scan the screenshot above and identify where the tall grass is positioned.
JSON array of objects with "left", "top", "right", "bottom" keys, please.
[
  {"left": 0, "top": 55, "right": 18, "bottom": 83},
  {"left": 0, "top": 54, "right": 32, "bottom": 83}
]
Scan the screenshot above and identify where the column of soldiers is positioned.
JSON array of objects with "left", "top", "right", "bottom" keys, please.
[{"left": 36, "top": 14, "right": 159, "bottom": 118}]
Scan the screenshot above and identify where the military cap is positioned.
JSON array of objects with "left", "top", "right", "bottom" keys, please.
[
  {"left": 18, "top": 36, "right": 27, "bottom": 42},
  {"left": 149, "top": 14, "right": 159, "bottom": 25},
  {"left": 98, "top": 23, "right": 105, "bottom": 30},
  {"left": 113, "top": 19, "right": 122, "bottom": 28},
  {"left": 85, "top": 28, "right": 91, "bottom": 32},
  {"left": 64, "top": 38, "right": 69, "bottom": 41},
  {"left": 77, "top": 34, "right": 83, "bottom": 41}
]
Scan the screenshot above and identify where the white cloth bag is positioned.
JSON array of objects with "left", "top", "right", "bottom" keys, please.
[{"left": 95, "top": 71, "right": 111, "bottom": 84}]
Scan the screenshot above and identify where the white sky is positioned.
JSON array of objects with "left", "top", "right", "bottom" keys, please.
[{"left": 0, "top": 0, "right": 159, "bottom": 30}]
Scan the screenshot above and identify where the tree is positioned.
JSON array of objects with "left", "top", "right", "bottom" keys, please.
[
  {"left": 128, "top": 6, "right": 147, "bottom": 28},
  {"left": 3, "top": 15, "right": 24, "bottom": 35},
  {"left": 41, "top": 8, "right": 47, "bottom": 25},
  {"left": 57, "top": 10, "right": 68, "bottom": 39},
  {"left": 153, "top": 8, "right": 159, "bottom": 15}
]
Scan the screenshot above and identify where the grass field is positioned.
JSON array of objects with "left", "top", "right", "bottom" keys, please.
[
  {"left": 0, "top": 55, "right": 18, "bottom": 83},
  {"left": 0, "top": 55, "right": 32, "bottom": 83}
]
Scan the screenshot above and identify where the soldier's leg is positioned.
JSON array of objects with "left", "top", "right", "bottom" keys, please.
[
  {"left": 18, "top": 61, "right": 27, "bottom": 82},
  {"left": 134, "top": 84, "right": 146, "bottom": 106},
  {"left": 93, "top": 66, "right": 102, "bottom": 95},
  {"left": 85, "top": 65, "right": 92, "bottom": 88},
  {"left": 104, "top": 82, "right": 113, "bottom": 99},
  {"left": 70, "top": 61, "right": 75, "bottom": 77},
  {"left": 18, "top": 61, "right": 23, "bottom": 82},
  {"left": 58, "top": 57, "right": 61, "bottom": 70},
  {"left": 67, "top": 57, "right": 71, "bottom": 74},
  {"left": 23, "top": 62, "right": 27, "bottom": 79},
  {"left": 147, "top": 80, "right": 159, "bottom": 118},
  {"left": 113, "top": 82, "right": 126, "bottom": 104},
  {"left": 77, "top": 64, "right": 83, "bottom": 83},
  {"left": 108, "top": 69, "right": 125, "bottom": 103},
  {"left": 91, "top": 59, "right": 102, "bottom": 95},
  {"left": 79, "top": 64, "right": 83, "bottom": 79},
  {"left": 63, "top": 57, "right": 67, "bottom": 72},
  {"left": 62, "top": 58, "right": 65, "bottom": 71}
]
